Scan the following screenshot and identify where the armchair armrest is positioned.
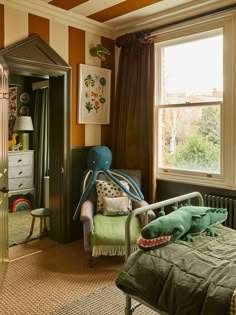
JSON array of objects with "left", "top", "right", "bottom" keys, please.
[
  {"left": 80, "top": 200, "right": 95, "bottom": 254},
  {"left": 80, "top": 200, "right": 95, "bottom": 222},
  {"left": 132, "top": 200, "right": 156, "bottom": 227}
]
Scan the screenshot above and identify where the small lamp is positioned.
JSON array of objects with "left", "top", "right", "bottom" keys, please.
[{"left": 13, "top": 116, "right": 34, "bottom": 150}]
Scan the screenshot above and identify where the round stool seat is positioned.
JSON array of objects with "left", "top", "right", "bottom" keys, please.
[
  {"left": 31, "top": 208, "right": 50, "bottom": 218},
  {"left": 29, "top": 208, "right": 51, "bottom": 238}
]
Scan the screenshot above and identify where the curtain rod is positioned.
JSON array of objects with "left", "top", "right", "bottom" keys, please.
[{"left": 146, "top": 3, "right": 236, "bottom": 36}]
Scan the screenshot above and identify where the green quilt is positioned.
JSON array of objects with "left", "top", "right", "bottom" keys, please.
[{"left": 116, "top": 225, "right": 236, "bottom": 315}]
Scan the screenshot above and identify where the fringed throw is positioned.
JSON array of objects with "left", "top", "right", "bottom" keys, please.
[{"left": 92, "top": 244, "right": 138, "bottom": 257}]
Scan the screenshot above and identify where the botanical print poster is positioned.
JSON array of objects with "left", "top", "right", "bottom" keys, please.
[{"left": 78, "top": 64, "right": 111, "bottom": 124}]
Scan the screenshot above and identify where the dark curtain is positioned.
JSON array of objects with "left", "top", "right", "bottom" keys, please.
[
  {"left": 33, "top": 88, "right": 49, "bottom": 208},
  {"left": 111, "top": 33, "right": 156, "bottom": 203}
]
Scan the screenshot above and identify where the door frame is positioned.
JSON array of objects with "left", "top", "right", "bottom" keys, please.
[
  {"left": 0, "top": 35, "right": 72, "bottom": 243},
  {"left": 0, "top": 54, "right": 9, "bottom": 288}
]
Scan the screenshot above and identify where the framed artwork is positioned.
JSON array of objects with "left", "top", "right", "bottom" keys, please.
[{"left": 78, "top": 64, "right": 111, "bottom": 124}]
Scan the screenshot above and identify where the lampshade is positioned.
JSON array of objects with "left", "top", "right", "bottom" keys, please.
[
  {"left": 13, "top": 116, "right": 34, "bottom": 150},
  {"left": 14, "top": 116, "right": 34, "bottom": 131}
]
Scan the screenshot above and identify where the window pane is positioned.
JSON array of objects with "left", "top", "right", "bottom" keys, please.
[
  {"left": 161, "top": 33, "right": 223, "bottom": 104},
  {"left": 158, "top": 105, "right": 221, "bottom": 173}
]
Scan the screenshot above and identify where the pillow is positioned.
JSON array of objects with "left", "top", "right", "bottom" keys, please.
[
  {"left": 103, "top": 196, "right": 129, "bottom": 216},
  {"left": 137, "top": 205, "right": 228, "bottom": 251},
  {"left": 96, "top": 180, "right": 132, "bottom": 213}
]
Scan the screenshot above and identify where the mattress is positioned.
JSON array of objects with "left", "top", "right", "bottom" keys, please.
[{"left": 116, "top": 225, "right": 236, "bottom": 315}]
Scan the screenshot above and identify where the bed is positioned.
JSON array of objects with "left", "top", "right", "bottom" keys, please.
[{"left": 115, "top": 192, "right": 236, "bottom": 315}]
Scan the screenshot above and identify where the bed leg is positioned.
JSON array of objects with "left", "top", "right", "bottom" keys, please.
[
  {"left": 125, "top": 295, "right": 133, "bottom": 314},
  {"left": 87, "top": 253, "right": 93, "bottom": 267}
]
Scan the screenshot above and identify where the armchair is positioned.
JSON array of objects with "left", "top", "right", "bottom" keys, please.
[{"left": 80, "top": 169, "right": 155, "bottom": 266}]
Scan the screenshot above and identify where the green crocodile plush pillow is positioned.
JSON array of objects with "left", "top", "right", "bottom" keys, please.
[{"left": 138, "top": 205, "right": 227, "bottom": 251}]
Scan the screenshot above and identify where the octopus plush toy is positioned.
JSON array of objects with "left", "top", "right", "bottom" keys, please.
[{"left": 73, "top": 146, "right": 144, "bottom": 220}]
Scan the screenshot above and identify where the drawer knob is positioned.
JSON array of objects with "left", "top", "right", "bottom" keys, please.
[
  {"left": 18, "top": 183, "right": 23, "bottom": 188},
  {"left": 17, "top": 159, "right": 22, "bottom": 163},
  {"left": 19, "top": 171, "right": 23, "bottom": 175}
]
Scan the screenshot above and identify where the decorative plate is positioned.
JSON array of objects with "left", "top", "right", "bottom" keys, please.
[
  {"left": 20, "top": 92, "right": 30, "bottom": 104},
  {"left": 19, "top": 105, "right": 30, "bottom": 116}
]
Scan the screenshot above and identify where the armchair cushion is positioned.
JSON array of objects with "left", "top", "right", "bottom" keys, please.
[
  {"left": 91, "top": 214, "right": 141, "bottom": 256},
  {"left": 96, "top": 179, "right": 132, "bottom": 213},
  {"left": 103, "top": 196, "right": 130, "bottom": 216}
]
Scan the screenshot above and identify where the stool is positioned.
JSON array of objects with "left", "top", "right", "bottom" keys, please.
[{"left": 29, "top": 208, "right": 51, "bottom": 237}]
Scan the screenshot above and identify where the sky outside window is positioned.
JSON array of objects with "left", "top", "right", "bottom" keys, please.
[{"left": 162, "top": 33, "right": 223, "bottom": 104}]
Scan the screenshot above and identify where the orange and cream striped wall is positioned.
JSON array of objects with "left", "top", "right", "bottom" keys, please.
[{"left": 0, "top": 3, "right": 115, "bottom": 148}]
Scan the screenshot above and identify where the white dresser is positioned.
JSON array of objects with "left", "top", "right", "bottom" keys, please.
[{"left": 8, "top": 150, "right": 35, "bottom": 197}]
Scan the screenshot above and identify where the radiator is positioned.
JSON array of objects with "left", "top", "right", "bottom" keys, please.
[{"left": 204, "top": 194, "right": 236, "bottom": 229}]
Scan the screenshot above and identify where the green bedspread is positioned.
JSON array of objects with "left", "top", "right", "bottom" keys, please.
[{"left": 116, "top": 225, "right": 236, "bottom": 315}]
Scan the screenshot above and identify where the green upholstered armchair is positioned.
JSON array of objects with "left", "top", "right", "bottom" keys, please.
[{"left": 80, "top": 169, "right": 156, "bottom": 266}]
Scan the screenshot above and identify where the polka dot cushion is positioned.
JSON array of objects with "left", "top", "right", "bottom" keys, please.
[{"left": 96, "top": 180, "right": 132, "bottom": 213}]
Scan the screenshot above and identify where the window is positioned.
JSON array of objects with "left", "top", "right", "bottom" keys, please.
[{"left": 155, "top": 14, "right": 235, "bottom": 189}]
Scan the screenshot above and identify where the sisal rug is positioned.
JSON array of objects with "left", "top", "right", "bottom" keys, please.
[
  {"left": 1, "top": 239, "right": 159, "bottom": 315},
  {"left": 50, "top": 283, "right": 158, "bottom": 315},
  {"left": 0, "top": 239, "right": 125, "bottom": 314},
  {"left": 9, "top": 237, "right": 59, "bottom": 261}
]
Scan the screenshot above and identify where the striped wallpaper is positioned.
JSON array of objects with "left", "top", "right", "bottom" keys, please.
[{"left": 0, "top": 3, "right": 115, "bottom": 148}]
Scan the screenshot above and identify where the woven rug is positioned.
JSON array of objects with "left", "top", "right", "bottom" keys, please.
[
  {"left": 50, "top": 284, "right": 158, "bottom": 315},
  {"left": 8, "top": 210, "right": 41, "bottom": 246},
  {"left": 9, "top": 237, "right": 59, "bottom": 261},
  {"left": 0, "top": 239, "right": 126, "bottom": 314},
  {"left": 1, "top": 238, "right": 159, "bottom": 315}
]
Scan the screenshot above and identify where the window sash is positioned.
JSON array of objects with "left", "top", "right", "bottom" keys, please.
[
  {"left": 157, "top": 102, "right": 222, "bottom": 175},
  {"left": 155, "top": 13, "right": 234, "bottom": 189},
  {"left": 158, "top": 101, "right": 222, "bottom": 109}
]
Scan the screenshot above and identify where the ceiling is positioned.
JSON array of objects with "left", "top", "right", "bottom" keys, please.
[
  {"left": 17, "top": 0, "right": 233, "bottom": 38},
  {"left": 38, "top": 0, "right": 219, "bottom": 31}
]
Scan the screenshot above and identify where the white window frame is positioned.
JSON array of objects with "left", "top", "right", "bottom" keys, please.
[{"left": 155, "top": 12, "right": 235, "bottom": 190}]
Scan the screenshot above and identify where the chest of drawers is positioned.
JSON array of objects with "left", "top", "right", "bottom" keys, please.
[{"left": 8, "top": 150, "right": 35, "bottom": 197}]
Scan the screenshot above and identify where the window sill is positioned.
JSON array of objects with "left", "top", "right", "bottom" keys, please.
[{"left": 157, "top": 171, "right": 235, "bottom": 191}]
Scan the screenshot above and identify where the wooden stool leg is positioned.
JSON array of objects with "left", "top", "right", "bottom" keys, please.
[{"left": 29, "top": 217, "right": 35, "bottom": 236}]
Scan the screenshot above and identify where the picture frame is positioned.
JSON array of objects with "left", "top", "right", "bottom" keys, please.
[{"left": 78, "top": 64, "right": 111, "bottom": 124}]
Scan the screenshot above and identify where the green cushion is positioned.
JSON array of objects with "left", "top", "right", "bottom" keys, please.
[{"left": 91, "top": 214, "right": 141, "bottom": 246}]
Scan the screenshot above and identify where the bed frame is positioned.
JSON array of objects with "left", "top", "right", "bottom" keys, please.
[{"left": 124, "top": 191, "right": 204, "bottom": 315}]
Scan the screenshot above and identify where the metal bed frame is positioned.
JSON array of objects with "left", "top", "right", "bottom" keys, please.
[{"left": 124, "top": 192, "right": 204, "bottom": 315}]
